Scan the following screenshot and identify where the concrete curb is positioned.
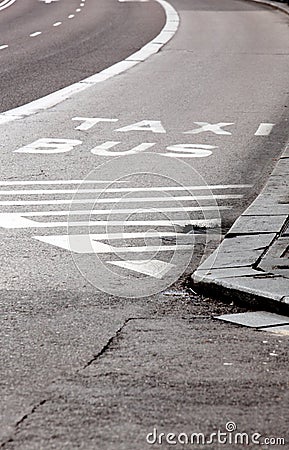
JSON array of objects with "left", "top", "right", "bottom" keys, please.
[
  {"left": 245, "top": 0, "right": 289, "bottom": 16},
  {"left": 192, "top": 144, "right": 289, "bottom": 314}
]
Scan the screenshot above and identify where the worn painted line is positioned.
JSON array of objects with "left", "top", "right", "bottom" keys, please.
[
  {"left": 0, "top": 0, "right": 180, "bottom": 124},
  {"left": 0, "top": 216, "right": 220, "bottom": 228}
]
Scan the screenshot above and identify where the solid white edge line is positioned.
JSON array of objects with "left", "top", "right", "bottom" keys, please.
[
  {"left": 0, "top": 0, "right": 179, "bottom": 125},
  {"left": 0, "top": 0, "right": 16, "bottom": 11}
]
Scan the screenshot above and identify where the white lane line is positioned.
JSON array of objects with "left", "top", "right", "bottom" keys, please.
[
  {"left": 254, "top": 123, "right": 275, "bottom": 136},
  {"left": 0, "top": 185, "right": 251, "bottom": 196},
  {"left": 0, "top": 0, "right": 16, "bottom": 11},
  {"left": 68, "top": 14, "right": 75, "bottom": 18},
  {"left": 0, "top": 215, "right": 220, "bottom": 228},
  {"left": 0, "top": 0, "right": 179, "bottom": 124},
  {"left": 0, "top": 205, "right": 228, "bottom": 218},
  {"left": 0, "top": 45, "right": 8, "bottom": 50},
  {"left": 36, "top": 231, "right": 184, "bottom": 241},
  {"left": 0, "top": 180, "right": 124, "bottom": 186},
  {"left": 109, "top": 260, "right": 173, "bottom": 279},
  {"left": 0, "top": 196, "right": 234, "bottom": 208},
  {"left": 0, "top": 195, "right": 240, "bottom": 206},
  {"left": 30, "top": 32, "right": 42, "bottom": 37},
  {"left": 45, "top": 240, "right": 190, "bottom": 254},
  {"left": 35, "top": 232, "right": 194, "bottom": 253},
  {"left": 53, "top": 22, "right": 62, "bottom": 27},
  {"left": 75, "top": 8, "right": 81, "bottom": 11}
]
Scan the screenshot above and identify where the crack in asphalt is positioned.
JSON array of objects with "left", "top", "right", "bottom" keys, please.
[
  {"left": 0, "top": 399, "right": 49, "bottom": 449},
  {"left": 80, "top": 317, "right": 150, "bottom": 372}
]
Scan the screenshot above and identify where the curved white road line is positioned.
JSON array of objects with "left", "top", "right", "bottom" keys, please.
[
  {"left": 0, "top": 0, "right": 179, "bottom": 125},
  {"left": 0, "top": 0, "right": 16, "bottom": 11}
]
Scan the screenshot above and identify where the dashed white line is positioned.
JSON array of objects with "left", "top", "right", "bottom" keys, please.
[
  {"left": 0, "top": 0, "right": 179, "bottom": 125},
  {"left": 53, "top": 21, "right": 62, "bottom": 27},
  {"left": 30, "top": 32, "right": 42, "bottom": 37},
  {"left": 68, "top": 14, "right": 75, "bottom": 18},
  {"left": 76, "top": 8, "right": 81, "bottom": 12},
  {"left": 0, "top": 45, "right": 8, "bottom": 50}
]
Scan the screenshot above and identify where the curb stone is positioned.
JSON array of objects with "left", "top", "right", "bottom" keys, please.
[
  {"left": 192, "top": 145, "right": 289, "bottom": 314},
  {"left": 245, "top": 0, "right": 289, "bottom": 16}
]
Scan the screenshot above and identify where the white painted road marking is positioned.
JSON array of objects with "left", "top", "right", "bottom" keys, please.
[
  {"left": 0, "top": 194, "right": 242, "bottom": 207},
  {"left": 109, "top": 260, "right": 173, "bottom": 279},
  {"left": 0, "top": 184, "right": 251, "bottom": 195},
  {"left": 30, "top": 32, "right": 42, "bottom": 37},
  {"left": 0, "top": 179, "right": 251, "bottom": 277},
  {"left": 0, "top": 0, "right": 179, "bottom": 125},
  {"left": 0, "top": 0, "right": 16, "bottom": 11},
  {"left": 35, "top": 235, "right": 193, "bottom": 254},
  {"left": 0, "top": 213, "right": 221, "bottom": 229},
  {"left": 254, "top": 123, "right": 275, "bottom": 136},
  {"left": 0, "top": 45, "right": 8, "bottom": 50},
  {"left": 184, "top": 122, "right": 234, "bottom": 135}
]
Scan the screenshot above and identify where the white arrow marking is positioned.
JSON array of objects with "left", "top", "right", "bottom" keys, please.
[
  {"left": 35, "top": 232, "right": 188, "bottom": 253},
  {"left": 0, "top": 213, "right": 220, "bottom": 229},
  {"left": 109, "top": 260, "right": 175, "bottom": 279}
]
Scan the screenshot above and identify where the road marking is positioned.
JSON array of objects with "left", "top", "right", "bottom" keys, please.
[
  {"left": 35, "top": 232, "right": 193, "bottom": 253},
  {"left": 30, "top": 32, "right": 42, "bottom": 37},
  {"left": 53, "top": 22, "right": 62, "bottom": 27},
  {"left": 0, "top": 206, "right": 229, "bottom": 220},
  {"left": 184, "top": 122, "right": 234, "bottom": 136},
  {"left": 0, "top": 0, "right": 16, "bottom": 11},
  {"left": 0, "top": 0, "right": 179, "bottom": 125},
  {"left": 0, "top": 214, "right": 220, "bottom": 228},
  {"left": 0, "top": 185, "right": 250, "bottom": 195},
  {"left": 54, "top": 241, "right": 189, "bottom": 254},
  {"left": 73, "top": 117, "right": 118, "bottom": 131},
  {"left": 109, "top": 260, "right": 174, "bottom": 278},
  {"left": 68, "top": 14, "right": 75, "bottom": 18},
  {"left": 76, "top": 8, "right": 81, "bottom": 12},
  {"left": 0, "top": 179, "right": 118, "bottom": 186},
  {"left": 39, "top": 0, "right": 59, "bottom": 3},
  {"left": 254, "top": 123, "right": 275, "bottom": 136},
  {"left": 116, "top": 120, "right": 166, "bottom": 134},
  {"left": 14, "top": 138, "right": 82, "bottom": 154},
  {"left": 0, "top": 45, "right": 8, "bottom": 50},
  {"left": 0, "top": 194, "right": 242, "bottom": 207}
]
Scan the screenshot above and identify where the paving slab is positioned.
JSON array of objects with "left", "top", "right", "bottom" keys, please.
[
  {"left": 260, "top": 324, "right": 289, "bottom": 335},
  {"left": 216, "top": 311, "right": 289, "bottom": 328}
]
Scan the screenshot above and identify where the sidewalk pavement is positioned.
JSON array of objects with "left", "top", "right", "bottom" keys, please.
[{"left": 193, "top": 142, "right": 289, "bottom": 312}]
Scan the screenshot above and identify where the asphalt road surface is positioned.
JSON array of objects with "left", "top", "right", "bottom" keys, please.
[
  {"left": 0, "top": 0, "right": 165, "bottom": 112},
  {"left": 0, "top": 0, "right": 288, "bottom": 448}
]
